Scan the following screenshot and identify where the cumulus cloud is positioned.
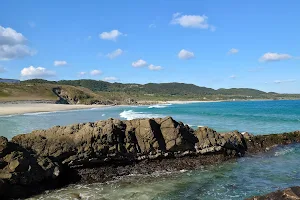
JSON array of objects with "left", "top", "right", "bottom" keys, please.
[
  {"left": 178, "top": 49, "right": 195, "bottom": 60},
  {"left": 148, "top": 64, "right": 162, "bottom": 71},
  {"left": 78, "top": 72, "right": 86, "bottom": 76},
  {"left": 0, "top": 44, "right": 35, "bottom": 61},
  {"left": 228, "top": 48, "right": 239, "bottom": 54},
  {"left": 274, "top": 79, "right": 296, "bottom": 84},
  {"left": 90, "top": 70, "right": 102, "bottom": 76},
  {"left": 171, "top": 13, "right": 214, "bottom": 30},
  {"left": 259, "top": 52, "right": 292, "bottom": 62},
  {"left": 0, "top": 26, "right": 26, "bottom": 45},
  {"left": 103, "top": 76, "right": 118, "bottom": 82},
  {"left": 99, "top": 30, "right": 123, "bottom": 41},
  {"left": 0, "top": 66, "right": 6, "bottom": 73},
  {"left": 20, "top": 66, "right": 55, "bottom": 79},
  {"left": 132, "top": 59, "right": 147, "bottom": 67},
  {"left": 106, "top": 49, "right": 123, "bottom": 59},
  {"left": 0, "top": 26, "right": 35, "bottom": 60},
  {"left": 54, "top": 60, "right": 67, "bottom": 66}
]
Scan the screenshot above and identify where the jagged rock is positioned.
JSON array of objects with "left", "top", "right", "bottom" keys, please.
[
  {"left": 3, "top": 117, "right": 300, "bottom": 199},
  {"left": 247, "top": 186, "right": 300, "bottom": 200},
  {"left": 0, "top": 137, "right": 61, "bottom": 199}
]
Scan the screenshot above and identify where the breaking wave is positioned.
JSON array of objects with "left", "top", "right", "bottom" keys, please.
[
  {"left": 119, "top": 110, "right": 164, "bottom": 120},
  {"left": 148, "top": 104, "right": 172, "bottom": 109}
]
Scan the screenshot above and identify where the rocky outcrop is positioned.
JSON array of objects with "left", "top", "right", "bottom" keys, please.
[
  {"left": 0, "top": 136, "right": 61, "bottom": 199},
  {"left": 0, "top": 117, "right": 299, "bottom": 199},
  {"left": 247, "top": 186, "right": 300, "bottom": 200},
  {"left": 11, "top": 117, "right": 248, "bottom": 168}
]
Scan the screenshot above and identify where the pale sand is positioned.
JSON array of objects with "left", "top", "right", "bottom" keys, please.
[{"left": 0, "top": 104, "right": 112, "bottom": 116}]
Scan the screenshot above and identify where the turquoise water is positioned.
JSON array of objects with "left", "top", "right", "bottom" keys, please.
[
  {"left": 30, "top": 144, "right": 300, "bottom": 200},
  {"left": 1, "top": 100, "right": 300, "bottom": 199},
  {"left": 1, "top": 100, "right": 300, "bottom": 139}
]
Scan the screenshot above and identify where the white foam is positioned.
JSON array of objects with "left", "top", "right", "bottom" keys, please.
[
  {"left": 101, "top": 114, "right": 106, "bottom": 116},
  {"left": 274, "top": 147, "right": 294, "bottom": 156},
  {"left": 23, "top": 111, "right": 57, "bottom": 116},
  {"left": 148, "top": 104, "right": 172, "bottom": 109},
  {"left": 119, "top": 110, "right": 163, "bottom": 120}
]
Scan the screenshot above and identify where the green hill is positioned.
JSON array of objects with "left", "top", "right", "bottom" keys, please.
[{"left": 1, "top": 79, "right": 299, "bottom": 104}]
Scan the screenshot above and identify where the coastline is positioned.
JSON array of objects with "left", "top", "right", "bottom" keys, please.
[
  {"left": 0, "top": 100, "right": 222, "bottom": 116},
  {"left": 0, "top": 103, "right": 113, "bottom": 116},
  {"left": 0, "top": 99, "right": 298, "bottom": 116}
]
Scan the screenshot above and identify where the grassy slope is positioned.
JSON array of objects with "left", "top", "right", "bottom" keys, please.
[
  {"left": 0, "top": 83, "right": 113, "bottom": 104},
  {"left": 1, "top": 80, "right": 300, "bottom": 104}
]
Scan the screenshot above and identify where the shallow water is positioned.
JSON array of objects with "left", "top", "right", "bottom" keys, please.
[
  {"left": 1, "top": 100, "right": 300, "bottom": 199},
  {"left": 1, "top": 100, "right": 300, "bottom": 139},
  {"left": 29, "top": 144, "right": 300, "bottom": 200}
]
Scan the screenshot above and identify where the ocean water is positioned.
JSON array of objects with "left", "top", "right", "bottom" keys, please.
[
  {"left": 0, "top": 100, "right": 300, "bottom": 199},
  {"left": 1, "top": 100, "right": 300, "bottom": 139},
  {"left": 29, "top": 144, "right": 300, "bottom": 200}
]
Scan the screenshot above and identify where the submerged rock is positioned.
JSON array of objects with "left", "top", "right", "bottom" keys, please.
[
  {"left": 0, "top": 117, "right": 299, "bottom": 199},
  {"left": 247, "top": 186, "right": 300, "bottom": 200}
]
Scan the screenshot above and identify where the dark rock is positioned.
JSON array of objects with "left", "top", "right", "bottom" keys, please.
[
  {"left": 247, "top": 186, "right": 300, "bottom": 200},
  {"left": 0, "top": 117, "right": 298, "bottom": 199}
]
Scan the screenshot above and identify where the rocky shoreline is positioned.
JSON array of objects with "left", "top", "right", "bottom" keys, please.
[
  {"left": 0, "top": 116, "right": 299, "bottom": 199},
  {"left": 246, "top": 186, "right": 300, "bottom": 200}
]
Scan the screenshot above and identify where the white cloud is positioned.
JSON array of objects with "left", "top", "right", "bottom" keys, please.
[
  {"left": 230, "top": 75, "right": 237, "bottom": 79},
  {"left": 228, "top": 48, "right": 239, "bottom": 54},
  {"left": 132, "top": 59, "right": 147, "bottom": 67},
  {"left": 0, "top": 26, "right": 35, "bottom": 60},
  {"left": 0, "top": 26, "right": 26, "bottom": 45},
  {"left": 78, "top": 72, "right": 86, "bottom": 76},
  {"left": 178, "top": 49, "right": 195, "bottom": 60},
  {"left": 171, "top": 13, "right": 214, "bottom": 30},
  {"left": 54, "top": 60, "right": 67, "bottom": 66},
  {"left": 259, "top": 52, "right": 292, "bottom": 62},
  {"left": 103, "top": 76, "right": 118, "bottom": 82},
  {"left": 99, "top": 30, "right": 123, "bottom": 41},
  {"left": 0, "top": 66, "right": 6, "bottom": 73},
  {"left": 0, "top": 44, "right": 35, "bottom": 60},
  {"left": 274, "top": 79, "right": 296, "bottom": 84},
  {"left": 20, "top": 66, "right": 55, "bottom": 79},
  {"left": 106, "top": 49, "right": 123, "bottom": 59},
  {"left": 90, "top": 70, "right": 102, "bottom": 76},
  {"left": 148, "top": 64, "right": 162, "bottom": 71}
]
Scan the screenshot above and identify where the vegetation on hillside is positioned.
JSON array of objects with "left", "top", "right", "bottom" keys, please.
[{"left": 1, "top": 79, "right": 299, "bottom": 104}]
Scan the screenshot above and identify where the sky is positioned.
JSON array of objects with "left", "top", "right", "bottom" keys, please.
[{"left": 0, "top": 0, "right": 299, "bottom": 93}]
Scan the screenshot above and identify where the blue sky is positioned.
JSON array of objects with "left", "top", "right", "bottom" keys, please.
[{"left": 0, "top": 0, "right": 299, "bottom": 93}]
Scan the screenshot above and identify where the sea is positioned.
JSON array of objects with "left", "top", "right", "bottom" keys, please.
[{"left": 0, "top": 100, "right": 300, "bottom": 199}]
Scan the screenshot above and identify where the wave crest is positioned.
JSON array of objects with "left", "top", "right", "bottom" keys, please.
[
  {"left": 119, "top": 110, "right": 163, "bottom": 120},
  {"left": 148, "top": 104, "right": 172, "bottom": 109}
]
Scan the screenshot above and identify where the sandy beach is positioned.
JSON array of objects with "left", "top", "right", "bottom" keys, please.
[
  {"left": 0, "top": 100, "right": 222, "bottom": 116},
  {"left": 0, "top": 103, "right": 112, "bottom": 116}
]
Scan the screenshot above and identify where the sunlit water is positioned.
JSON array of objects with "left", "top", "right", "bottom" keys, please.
[
  {"left": 1, "top": 100, "right": 300, "bottom": 199},
  {"left": 1, "top": 100, "right": 300, "bottom": 139},
  {"left": 29, "top": 144, "right": 300, "bottom": 200}
]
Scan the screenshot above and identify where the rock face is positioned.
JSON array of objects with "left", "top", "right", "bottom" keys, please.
[
  {"left": 247, "top": 186, "right": 300, "bottom": 200},
  {"left": 11, "top": 117, "right": 247, "bottom": 168},
  {"left": 0, "top": 117, "right": 299, "bottom": 199},
  {"left": 0, "top": 136, "right": 61, "bottom": 199}
]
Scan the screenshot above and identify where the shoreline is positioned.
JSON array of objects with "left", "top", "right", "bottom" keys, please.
[
  {"left": 0, "top": 99, "right": 298, "bottom": 116},
  {"left": 0, "top": 103, "right": 114, "bottom": 116}
]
